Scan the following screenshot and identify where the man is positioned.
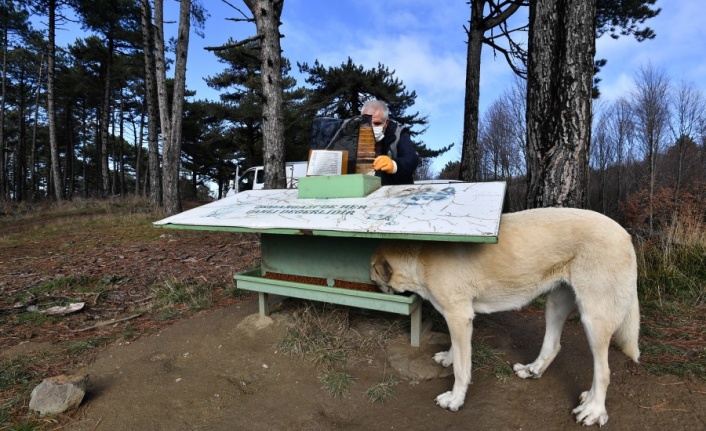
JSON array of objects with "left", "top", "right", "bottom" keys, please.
[{"left": 361, "top": 100, "right": 419, "bottom": 185}]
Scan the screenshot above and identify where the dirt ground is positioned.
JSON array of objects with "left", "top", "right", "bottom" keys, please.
[
  {"left": 1, "top": 204, "right": 705, "bottom": 431},
  {"left": 57, "top": 304, "right": 706, "bottom": 431}
]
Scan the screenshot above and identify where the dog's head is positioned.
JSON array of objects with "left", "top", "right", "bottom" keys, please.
[
  {"left": 370, "top": 242, "right": 422, "bottom": 295},
  {"left": 370, "top": 254, "right": 395, "bottom": 294}
]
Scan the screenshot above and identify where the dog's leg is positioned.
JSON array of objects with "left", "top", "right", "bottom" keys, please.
[
  {"left": 571, "top": 315, "right": 613, "bottom": 426},
  {"left": 434, "top": 315, "right": 473, "bottom": 411},
  {"left": 433, "top": 344, "right": 454, "bottom": 367},
  {"left": 514, "top": 285, "right": 575, "bottom": 378}
]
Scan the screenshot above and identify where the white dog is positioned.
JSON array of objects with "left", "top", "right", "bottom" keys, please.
[{"left": 370, "top": 207, "right": 640, "bottom": 427}]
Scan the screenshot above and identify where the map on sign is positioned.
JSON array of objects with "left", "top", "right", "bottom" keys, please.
[{"left": 154, "top": 181, "right": 506, "bottom": 241}]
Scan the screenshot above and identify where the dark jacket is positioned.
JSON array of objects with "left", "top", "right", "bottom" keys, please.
[{"left": 376, "top": 121, "right": 419, "bottom": 185}]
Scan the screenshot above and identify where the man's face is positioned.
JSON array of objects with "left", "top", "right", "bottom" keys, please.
[{"left": 364, "top": 109, "right": 388, "bottom": 130}]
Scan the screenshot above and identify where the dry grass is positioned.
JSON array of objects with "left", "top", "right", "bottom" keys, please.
[
  {"left": 0, "top": 197, "right": 259, "bottom": 429},
  {"left": 364, "top": 375, "right": 399, "bottom": 404},
  {"left": 274, "top": 302, "right": 410, "bottom": 402},
  {"left": 635, "top": 211, "right": 706, "bottom": 378}
]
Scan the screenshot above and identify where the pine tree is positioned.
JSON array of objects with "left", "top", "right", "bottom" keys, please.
[{"left": 298, "top": 57, "right": 450, "bottom": 159}]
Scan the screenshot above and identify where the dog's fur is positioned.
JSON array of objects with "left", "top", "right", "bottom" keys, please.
[{"left": 370, "top": 208, "right": 640, "bottom": 427}]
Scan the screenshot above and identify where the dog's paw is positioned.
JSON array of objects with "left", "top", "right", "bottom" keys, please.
[
  {"left": 433, "top": 351, "right": 452, "bottom": 367},
  {"left": 435, "top": 391, "right": 464, "bottom": 411},
  {"left": 578, "top": 390, "right": 589, "bottom": 404},
  {"left": 572, "top": 393, "right": 609, "bottom": 427},
  {"left": 512, "top": 363, "right": 542, "bottom": 379}
]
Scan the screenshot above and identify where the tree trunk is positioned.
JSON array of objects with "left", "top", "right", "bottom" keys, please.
[
  {"left": 99, "top": 37, "right": 114, "bottom": 195},
  {"left": 140, "top": 0, "right": 161, "bottom": 205},
  {"left": 110, "top": 97, "right": 117, "bottom": 195},
  {"left": 67, "top": 103, "right": 75, "bottom": 199},
  {"left": 0, "top": 22, "right": 8, "bottom": 203},
  {"left": 244, "top": 0, "right": 286, "bottom": 189},
  {"left": 31, "top": 53, "right": 44, "bottom": 200},
  {"left": 459, "top": 1, "right": 485, "bottom": 182},
  {"left": 526, "top": 0, "right": 595, "bottom": 208},
  {"left": 81, "top": 102, "right": 89, "bottom": 199},
  {"left": 460, "top": 0, "right": 525, "bottom": 183},
  {"left": 47, "top": 0, "right": 63, "bottom": 201},
  {"left": 118, "top": 92, "right": 125, "bottom": 195},
  {"left": 134, "top": 106, "right": 144, "bottom": 195},
  {"left": 16, "top": 70, "right": 26, "bottom": 202},
  {"left": 155, "top": 0, "right": 190, "bottom": 215}
]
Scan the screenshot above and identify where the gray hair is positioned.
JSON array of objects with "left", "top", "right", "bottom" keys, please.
[{"left": 361, "top": 99, "right": 389, "bottom": 120}]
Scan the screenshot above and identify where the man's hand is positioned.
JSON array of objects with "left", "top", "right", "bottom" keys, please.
[{"left": 373, "top": 155, "right": 397, "bottom": 173}]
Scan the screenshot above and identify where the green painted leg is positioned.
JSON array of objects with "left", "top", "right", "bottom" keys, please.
[
  {"left": 410, "top": 303, "right": 433, "bottom": 347},
  {"left": 259, "top": 292, "right": 270, "bottom": 316},
  {"left": 410, "top": 303, "right": 422, "bottom": 347}
]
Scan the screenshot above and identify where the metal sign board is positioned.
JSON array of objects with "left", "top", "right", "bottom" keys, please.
[{"left": 154, "top": 181, "right": 506, "bottom": 242}]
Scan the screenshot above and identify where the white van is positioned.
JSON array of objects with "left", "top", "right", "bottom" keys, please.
[{"left": 226, "top": 161, "right": 308, "bottom": 196}]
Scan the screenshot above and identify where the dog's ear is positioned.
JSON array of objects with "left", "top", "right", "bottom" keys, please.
[{"left": 374, "top": 258, "right": 394, "bottom": 284}]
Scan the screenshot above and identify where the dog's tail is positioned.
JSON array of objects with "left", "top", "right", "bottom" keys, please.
[{"left": 614, "top": 295, "right": 640, "bottom": 362}]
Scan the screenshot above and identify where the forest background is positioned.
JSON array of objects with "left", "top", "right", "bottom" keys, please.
[
  {"left": 0, "top": 1, "right": 703, "bottom": 221},
  {"left": 0, "top": 0, "right": 704, "bottom": 428}
]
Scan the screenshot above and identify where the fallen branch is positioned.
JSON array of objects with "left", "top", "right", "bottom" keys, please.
[
  {"left": 92, "top": 290, "right": 105, "bottom": 306},
  {"left": 10, "top": 256, "right": 39, "bottom": 261},
  {"left": 73, "top": 313, "right": 144, "bottom": 333}
]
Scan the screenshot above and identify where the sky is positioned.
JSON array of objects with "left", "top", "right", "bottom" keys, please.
[{"left": 53, "top": 0, "right": 706, "bottom": 175}]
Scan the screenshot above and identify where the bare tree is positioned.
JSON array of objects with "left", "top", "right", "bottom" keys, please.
[
  {"left": 154, "top": 0, "right": 191, "bottom": 215},
  {"left": 631, "top": 64, "right": 670, "bottom": 231},
  {"left": 669, "top": 79, "right": 706, "bottom": 196},
  {"left": 526, "top": 0, "right": 595, "bottom": 208},
  {"left": 590, "top": 100, "right": 616, "bottom": 213},
  {"left": 500, "top": 76, "right": 527, "bottom": 178},
  {"left": 460, "top": 0, "right": 528, "bottom": 182},
  {"left": 477, "top": 79, "right": 526, "bottom": 210},
  {"left": 604, "top": 97, "right": 635, "bottom": 210},
  {"left": 479, "top": 98, "right": 514, "bottom": 180},
  {"left": 414, "top": 158, "right": 435, "bottom": 181}
]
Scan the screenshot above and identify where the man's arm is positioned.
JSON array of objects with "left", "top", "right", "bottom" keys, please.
[{"left": 389, "top": 126, "right": 419, "bottom": 183}]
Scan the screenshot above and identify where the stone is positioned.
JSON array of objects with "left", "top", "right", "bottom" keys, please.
[
  {"left": 236, "top": 314, "right": 274, "bottom": 334},
  {"left": 386, "top": 332, "right": 454, "bottom": 381},
  {"left": 29, "top": 374, "right": 89, "bottom": 416}
]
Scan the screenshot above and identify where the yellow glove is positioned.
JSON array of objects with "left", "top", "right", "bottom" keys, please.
[{"left": 373, "top": 155, "right": 396, "bottom": 173}]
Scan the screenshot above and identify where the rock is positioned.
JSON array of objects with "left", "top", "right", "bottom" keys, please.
[
  {"left": 41, "top": 302, "right": 85, "bottom": 315},
  {"left": 236, "top": 314, "right": 275, "bottom": 335},
  {"left": 29, "top": 374, "right": 89, "bottom": 416},
  {"left": 386, "top": 332, "right": 454, "bottom": 381}
]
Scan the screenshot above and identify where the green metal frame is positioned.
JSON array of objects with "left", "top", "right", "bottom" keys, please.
[{"left": 235, "top": 268, "right": 431, "bottom": 347}]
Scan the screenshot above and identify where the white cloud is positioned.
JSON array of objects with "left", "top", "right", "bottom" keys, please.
[
  {"left": 597, "top": 73, "right": 635, "bottom": 104},
  {"left": 195, "top": 1, "right": 706, "bottom": 176},
  {"left": 596, "top": 1, "right": 706, "bottom": 100},
  {"left": 346, "top": 34, "right": 466, "bottom": 105}
]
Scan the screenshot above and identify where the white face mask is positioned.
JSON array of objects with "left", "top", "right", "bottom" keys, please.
[{"left": 373, "top": 126, "right": 385, "bottom": 142}]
